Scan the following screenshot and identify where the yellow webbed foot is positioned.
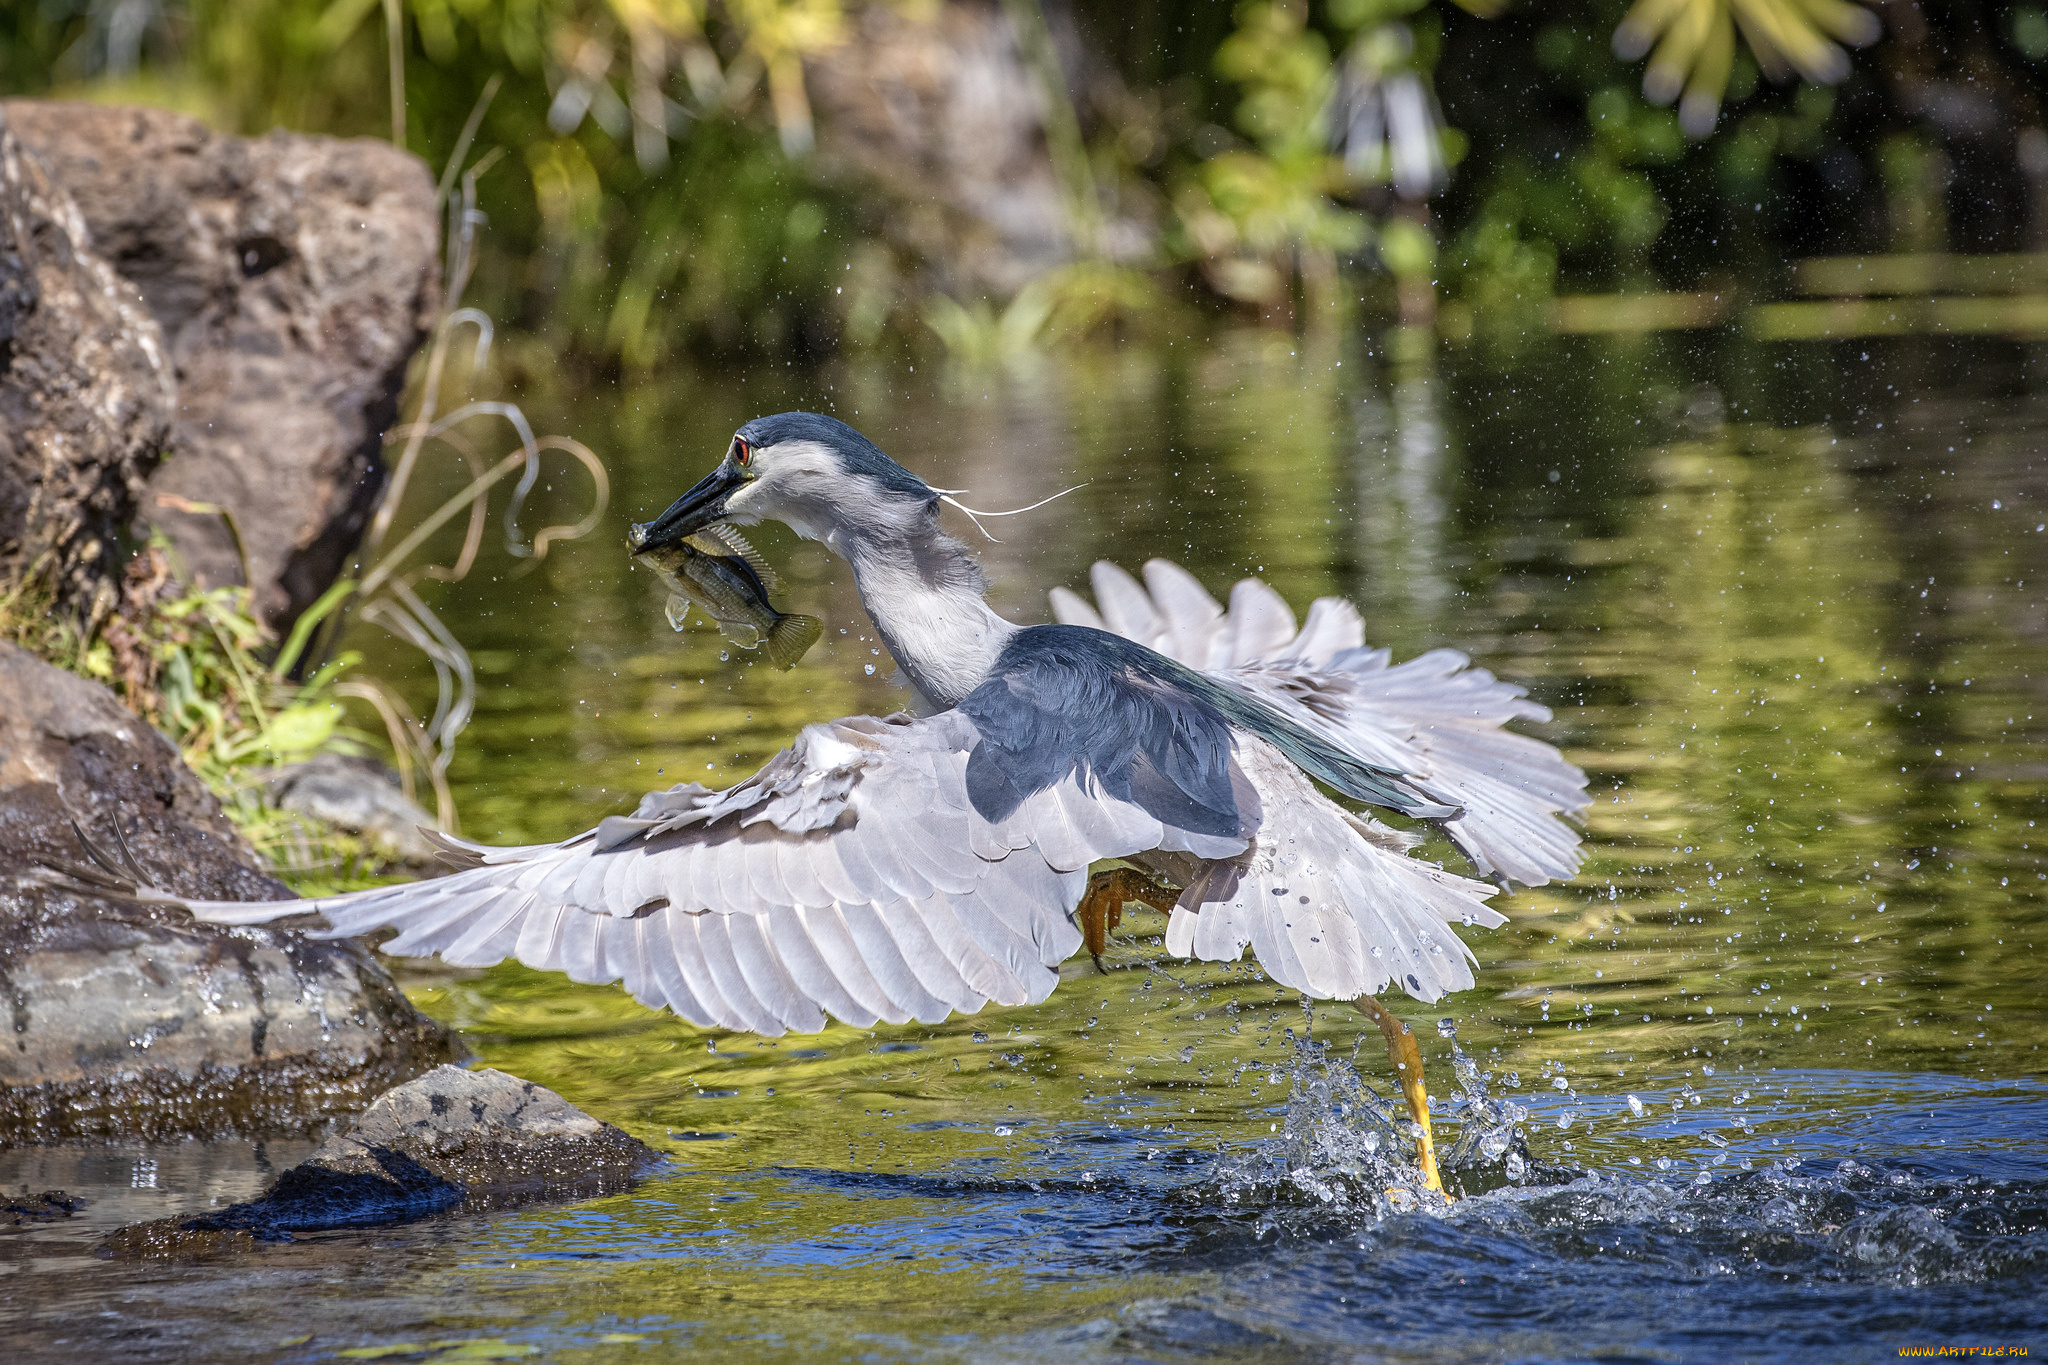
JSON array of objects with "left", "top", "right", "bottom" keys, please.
[
  {"left": 1076, "top": 866, "right": 1179, "bottom": 973},
  {"left": 1354, "top": 994, "right": 1449, "bottom": 1199}
]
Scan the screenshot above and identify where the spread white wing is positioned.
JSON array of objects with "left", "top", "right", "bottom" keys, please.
[
  {"left": 1049, "top": 559, "right": 1588, "bottom": 888},
  {"left": 187, "top": 712, "right": 1246, "bottom": 1035},
  {"left": 1153, "top": 734, "right": 1508, "bottom": 1002}
]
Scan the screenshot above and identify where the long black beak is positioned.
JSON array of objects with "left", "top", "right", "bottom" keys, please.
[{"left": 628, "top": 464, "right": 746, "bottom": 552}]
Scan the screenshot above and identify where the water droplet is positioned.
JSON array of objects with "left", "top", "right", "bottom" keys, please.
[
  {"left": 1552, "top": 1076, "right": 1569, "bottom": 1091},
  {"left": 1504, "top": 1150, "right": 1526, "bottom": 1179},
  {"left": 864, "top": 663, "right": 876, "bottom": 675},
  {"left": 1436, "top": 1018, "right": 1457, "bottom": 1038},
  {"left": 1627, "top": 1093, "right": 1645, "bottom": 1117}
]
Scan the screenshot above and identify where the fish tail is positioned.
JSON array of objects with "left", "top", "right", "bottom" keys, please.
[{"left": 765, "top": 613, "right": 824, "bottom": 670}]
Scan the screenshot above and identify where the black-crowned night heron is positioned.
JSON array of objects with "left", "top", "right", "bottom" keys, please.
[{"left": 182, "top": 412, "right": 1588, "bottom": 1193}]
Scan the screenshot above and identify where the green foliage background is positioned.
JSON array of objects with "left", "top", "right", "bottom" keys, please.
[{"left": 4, "top": 1, "right": 2043, "bottom": 358}]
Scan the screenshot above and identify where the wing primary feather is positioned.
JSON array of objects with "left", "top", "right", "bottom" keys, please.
[
  {"left": 513, "top": 899, "right": 575, "bottom": 974},
  {"left": 725, "top": 912, "right": 826, "bottom": 1033},
  {"left": 666, "top": 911, "right": 741, "bottom": 1027},
  {"left": 796, "top": 904, "right": 907, "bottom": 1024},
  {"left": 558, "top": 909, "right": 608, "bottom": 984},
  {"left": 873, "top": 900, "right": 983, "bottom": 1014},
  {"left": 766, "top": 908, "right": 880, "bottom": 1028},
  {"left": 837, "top": 901, "right": 953, "bottom": 1023},
  {"left": 436, "top": 890, "right": 533, "bottom": 966},
  {"left": 693, "top": 913, "right": 777, "bottom": 1034},
  {"left": 633, "top": 915, "right": 706, "bottom": 1023}
]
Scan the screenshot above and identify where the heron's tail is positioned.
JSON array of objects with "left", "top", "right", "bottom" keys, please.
[{"left": 766, "top": 612, "right": 824, "bottom": 670}]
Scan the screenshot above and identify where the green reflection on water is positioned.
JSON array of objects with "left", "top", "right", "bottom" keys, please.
[{"left": 345, "top": 333, "right": 2044, "bottom": 1310}]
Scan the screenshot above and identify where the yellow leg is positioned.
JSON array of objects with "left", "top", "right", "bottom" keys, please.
[
  {"left": 1354, "top": 994, "right": 1448, "bottom": 1197},
  {"left": 1076, "top": 867, "right": 1179, "bottom": 972}
]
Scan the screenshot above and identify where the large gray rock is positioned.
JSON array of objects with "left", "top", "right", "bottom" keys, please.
[
  {"left": 0, "top": 109, "right": 176, "bottom": 612},
  {"left": 0, "top": 643, "right": 464, "bottom": 1144},
  {"left": 104, "top": 1066, "right": 662, "bottom": 1254},
  {"left": 2, "top": 101, "right": 441, "bottom": 633},
  {"left": 302, "top": 1064, "right": 660, "bottom": 1204}
]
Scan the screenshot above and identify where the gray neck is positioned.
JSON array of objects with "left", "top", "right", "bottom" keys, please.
[{"left": 836, "top": 514, "right": 1017, "bottom": 709}]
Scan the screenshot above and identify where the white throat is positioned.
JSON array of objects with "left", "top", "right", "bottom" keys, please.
[{"left": 839, "top": 521, "right": 1016, "bottom": 709}]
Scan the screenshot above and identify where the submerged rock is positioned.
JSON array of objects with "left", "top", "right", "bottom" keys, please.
[
  {"left": 2, "top": 100, "right": 440, "bottom": 634},
  {"left": 0, "top": 107, "right": 176, "bottom": 613},
  {"left": 0, "top": 644, "right": 464, "bottom": 1144},
  {"left": 104, "top": 1067, "right": 663, "bottom": 1255},
  {"left": 3, "top": 1189, "right": 84, "bottom": 1225},
  {"left": 307, "top": 1064, "right": 660, "bottom": 1200}
]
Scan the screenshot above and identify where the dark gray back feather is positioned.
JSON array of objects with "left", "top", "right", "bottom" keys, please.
[{"left": 959, "top": 626, "right": 1460, "bottom": 836}]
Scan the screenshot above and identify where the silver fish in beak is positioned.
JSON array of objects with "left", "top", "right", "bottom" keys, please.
[{"left": 631, "top": 525, "right": 823, "bottom": 670}]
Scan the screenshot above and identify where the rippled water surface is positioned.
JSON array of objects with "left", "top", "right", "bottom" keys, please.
[{"left": 6, "top": 330, "right": 2046, "bottom": 1361}]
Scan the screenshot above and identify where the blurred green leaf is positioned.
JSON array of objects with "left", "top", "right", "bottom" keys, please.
[{"left": 1613, "top": 0, "right": 1880, "bottom": 136}]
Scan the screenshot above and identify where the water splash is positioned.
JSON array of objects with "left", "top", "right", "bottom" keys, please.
[
  {"left": 1205, "top": 1027, "right": 1533, "bottom": 1218},
  {"left": 1186, "top": 1037, "right": 2048, "bottom": 1293},
  {"left": 1436, "top": 1018, "right": 1529, "bottom": 1175}
]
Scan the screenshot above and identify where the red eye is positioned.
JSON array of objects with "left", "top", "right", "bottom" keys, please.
[{"left": 732, "top": 437, "right": 752, "bottom": 466}]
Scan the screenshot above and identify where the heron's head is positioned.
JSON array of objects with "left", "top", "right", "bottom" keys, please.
[{"left": 630, "top": 411, "right": 936, "bottom": 553}]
